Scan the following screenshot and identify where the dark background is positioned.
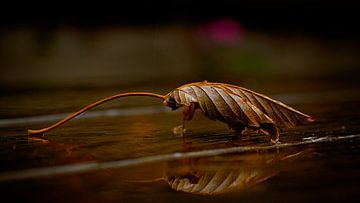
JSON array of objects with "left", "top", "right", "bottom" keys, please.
[{"left": 1, "top": 1, "right": 359, "bottom": 37}]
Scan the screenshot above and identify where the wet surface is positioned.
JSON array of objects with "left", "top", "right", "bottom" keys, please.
[{"left": 0, "top": 85, "right": 360, "bottom": 202}]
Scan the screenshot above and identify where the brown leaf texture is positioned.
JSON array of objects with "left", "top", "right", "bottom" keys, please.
[{"left": 164, "top": 81, "right": 314, "bottom": 142}]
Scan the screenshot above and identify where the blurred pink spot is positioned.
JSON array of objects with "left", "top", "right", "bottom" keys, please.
[{"left": 195, "top": 18, "right": 244, "bottom": 46}]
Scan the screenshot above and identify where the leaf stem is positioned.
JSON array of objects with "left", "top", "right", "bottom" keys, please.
[{"left": 28, "top": 92, "right": 165, "bottom": 135}]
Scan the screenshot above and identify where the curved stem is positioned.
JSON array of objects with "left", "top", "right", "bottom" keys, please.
[{"left": 28, "top": 92, "right": 166, "bottom": 135}]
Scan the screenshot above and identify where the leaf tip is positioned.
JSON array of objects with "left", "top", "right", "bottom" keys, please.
[{"left": 307, "top": 116, "right": 316, "bottom": 123}]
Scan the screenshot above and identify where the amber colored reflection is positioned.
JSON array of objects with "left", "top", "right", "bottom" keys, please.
[{"left": 163, "top": 148, "right": 306, "bottom": 195}]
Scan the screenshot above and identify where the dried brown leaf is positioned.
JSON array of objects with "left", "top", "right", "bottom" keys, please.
[
  {"left": 28, "top": 81, "right": 314, "bottom": 144},
  {"left": 164, "top": 81, "right": 314, "bottom": 143}
]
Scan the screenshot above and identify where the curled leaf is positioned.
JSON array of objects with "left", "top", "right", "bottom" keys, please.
[
  {"left": 28, "top": 81, "right": 314, "bottom": 143},
  {"left": 164, "top": 81, "right": 314, "bottom": 143}
]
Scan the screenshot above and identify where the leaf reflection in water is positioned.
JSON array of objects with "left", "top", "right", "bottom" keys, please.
[{"left": 163, "top": 147, "right": 306, "bottom": 195}]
